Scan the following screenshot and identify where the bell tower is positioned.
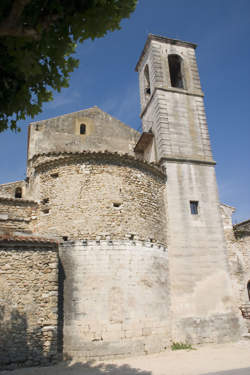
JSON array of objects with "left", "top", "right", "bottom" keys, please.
[{"left": 135, "top": 34, "right": 241, "bottom": 343}]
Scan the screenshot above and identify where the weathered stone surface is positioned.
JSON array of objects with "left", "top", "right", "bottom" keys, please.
[
  {"left": 0, "top": 198, "right": 38, "bottom": 233},
  {"left": 34, "top": 153, "right": 167, "bottom": 244},
  {"left": 0, "top": 241, "right": 58, "bottom": 370},
  {"left": 60, "top": 240, "right": 170, "bottom": 359}
]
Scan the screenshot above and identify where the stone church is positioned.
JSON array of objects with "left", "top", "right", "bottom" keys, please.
[{"left": 0, "top": 34, "right": 249, "bottom": 369}]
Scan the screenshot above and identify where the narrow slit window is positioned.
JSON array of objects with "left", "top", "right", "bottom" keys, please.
[
  {"left": 15, "top": 187, "right": 22, "bottom": 199},
  {"left": 190, "top": 201, "right": 199, "bottom": 215},
  {"left": 80, "top": 123, "right": 86, "bottom": 135},
  {"left": 168, "top": 54, "right": 184, "bottom": 89},
  {"left": 144, "top": 64, "right": 151, "bottom": 97},
  {"left": 247, "top": 281, "right": 250, "bottom": 301}
]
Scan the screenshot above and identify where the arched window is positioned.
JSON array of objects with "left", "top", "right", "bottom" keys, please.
[
  {"left": 80, "top": 123, "right": 86, "bottom": 135},
  {"left": 168, "top": 54, "right": 184, "bottom": 89},
  {"left": 247, "top": 281, "right": 250, "bottom": 301},
  {"left": 144, "top": 64, "right": 151, "bottom": 97},
  {"left": 15, "top": 187, "right": 22, "bottom": 199}
]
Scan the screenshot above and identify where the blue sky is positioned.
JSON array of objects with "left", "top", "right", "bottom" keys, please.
[{"left": 0, "top": 0, "right": 249, "bottom": 223}]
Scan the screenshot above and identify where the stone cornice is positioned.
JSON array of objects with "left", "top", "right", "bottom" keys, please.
[
  {"left": 135, "top": 34, "right": 197, "bottom": 72},
  {"left": 32, "top": 151, "right": 166, "bottom": 180},
  {"left": 160, "top": 156, "right": 216, "bottom": 166},
  {"left": 60, "top": 237, "right": 167, "bottom": 252}
]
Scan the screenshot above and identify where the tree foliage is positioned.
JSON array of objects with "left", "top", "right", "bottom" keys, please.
[{"left": 0, "top": 0, "right": 137, "bottom": 132}]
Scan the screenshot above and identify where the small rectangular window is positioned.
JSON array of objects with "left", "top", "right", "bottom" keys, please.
[
  {"left": 80, "top": 123, "right": 86, "bottom": 134},
  {"left": 190, "top": 201, "right": 199, "bottom": 215},
  {"left": 51, "top": 173, "right": 59, "bottom": 178}
]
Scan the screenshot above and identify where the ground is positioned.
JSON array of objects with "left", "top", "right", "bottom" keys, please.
[{"left": 1, "top": 341, "right": 250, "bottom": 375}]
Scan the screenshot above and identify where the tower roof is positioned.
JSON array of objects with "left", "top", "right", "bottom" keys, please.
[{"left": 135, "top": 34, "right": 197, "bottom": 72}]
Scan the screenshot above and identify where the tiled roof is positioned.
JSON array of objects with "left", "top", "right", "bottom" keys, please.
[
  {"left": 0, "top": 196, "right": 38, "bottom": 205},
  {"left": 0, "top": 234, "right": 58, "bottom": 244}
]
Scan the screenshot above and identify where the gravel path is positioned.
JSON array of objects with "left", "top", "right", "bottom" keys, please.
[{"left": 1, "top": 341, "right": 250, "bottom": 375}]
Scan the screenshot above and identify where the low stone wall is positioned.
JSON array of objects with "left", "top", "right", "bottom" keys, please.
[
  {"left": 60, "top": 239, "right": 170, "bottom": 359},
  {"left": 0, "top": 181, "right": 26, "bottom": 199},
  {"left": 0, "top": 238, "right": 59, "bottom": 370},
  {"left": 0, "top": 197, "right": 38, "bottom": 233}
]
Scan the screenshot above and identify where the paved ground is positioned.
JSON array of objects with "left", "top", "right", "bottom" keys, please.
[{"left": 1, "top": 341, "right": 250, "bottom": 375}]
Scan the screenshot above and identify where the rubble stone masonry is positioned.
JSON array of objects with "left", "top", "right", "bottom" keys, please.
[
  {"left": 0, "top": 198, "right": 38, "bottom": 232},
  {"left": 0, "top": 239, "right": 58, "bottom": 369},
  {"left": 34, "top": 152, "right": 167, "bottom": 244}
]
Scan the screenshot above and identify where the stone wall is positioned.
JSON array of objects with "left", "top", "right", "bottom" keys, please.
[
  {"left": 34, "top": 153, "right": 167, "bottom": 244},
  {"left": 60, "top": 239, "right": 170, "bottom": 359},
  {"left": 27, "top": 107, "right": 139, "bottom": 161},
  {"left": 225, "top": 222, "right": 250, "bottom": 331},
  {"left": 0, "top": 198, "right": 38, "bottom": 233},
  {"left": 164, "top": 161, "right": 241, "bottom": 344},
  {"left": 0, "top": 180, "right": 26, "bottom": 199},
  {"left": 0, "top": 238, "right": 59, "bottom": 369}
]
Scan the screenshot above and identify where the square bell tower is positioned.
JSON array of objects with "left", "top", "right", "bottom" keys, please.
[{"left": 135, "top": 34, "right": 242, "bottom": 343}]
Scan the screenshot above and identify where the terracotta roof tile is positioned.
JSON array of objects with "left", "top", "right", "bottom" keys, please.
[{"left": 0, "top": 234, "right": 58, "bottom": 244}]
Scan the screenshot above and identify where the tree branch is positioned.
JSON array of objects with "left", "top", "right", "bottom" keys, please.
[
  {"left": 0, "top": 0, "right": 32, "bottom": 36},
  {"left": 0, "top": 0, "right": 61, "bottom": 40}
]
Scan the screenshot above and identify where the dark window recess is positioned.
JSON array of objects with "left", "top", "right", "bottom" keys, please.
[
  {"left": 42, "top": 208, "right": 50, "bottom": 214},
  {"left": 80, "top": 123, "right": 86, "bottom": 135},
  {"left": 144, "top": 64, "right": 151, "bottom": 96},
  {"left": 15, "top": 187, "right": 22, "bottom": 199},
  {"left": 248, "top": 281, "right": 250, "bottom": 301},
  {"left": 168, "top": 54, "right": 184, "bottom": 89},
  {"left": 113, "top": 202, "right": 121, "bottom": 208},
  {"left": 51, "top": 173, "right": 59, "bottom": 178},
  {"left": 42, "top": 198, "right": 49, "bottom": 204},
  {"left": 63, "top": 236, "right": 68, "bottom": 242},
  {"left": 190, "top": 201, "right": 199, "bottom": 215}
]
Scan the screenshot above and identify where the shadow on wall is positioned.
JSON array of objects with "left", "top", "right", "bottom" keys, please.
[{"left": 0, "top": 307, "right": 57, "bottom": 370}]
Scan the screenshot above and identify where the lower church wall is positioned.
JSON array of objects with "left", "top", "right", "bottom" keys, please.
[
  {"left": 60, "top": 239, "right": 170, "bottom": 359},
  {"left": 0, "top": 240, "right": 58, "bottom": 370}
]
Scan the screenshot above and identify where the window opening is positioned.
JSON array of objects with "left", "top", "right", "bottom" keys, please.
[
  {"left": 51, "top": 173, "right": 59, "bottom": 178},
  {"left": 42, "top": 208, "right": 50, "bottom": 214},
  {"left": 15, "top": 187, "right": 22, "bottom": 199},
  {"left": 144, "top": 64, "right": 151, "bottom": 97},
  {"left": 248, "top": 281, "right": 250, "bottom": 301},
  {"left": 190, "top": 201, "right": 199, "bottom": 215},
  {"left": 113, "top": 202, "right": 121, "bottom": 208},
  {"left": 168, "top": 54, "right": 184, "bottom": 89},
  {"left": 80, "top": 123, "right": 86, "bottom": 135},
  {"left": 42, "top": 198, "right": 49, "bottom": 204},
  {"left": 63, "top": 236, "right": 68, "bottom": 242}
]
